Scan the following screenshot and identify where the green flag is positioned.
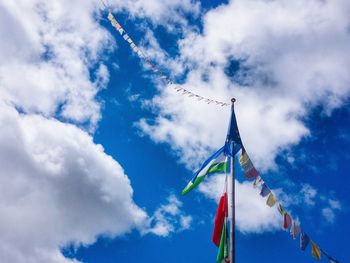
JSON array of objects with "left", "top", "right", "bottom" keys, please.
[{"left": 216, "top": 220, "right": 229, "bottom": 263}]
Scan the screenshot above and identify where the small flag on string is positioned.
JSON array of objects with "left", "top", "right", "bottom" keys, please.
[
  {"left": 216, "top": 220, "right": 230, "bottom": 263},
  {"left": 213, "top": 193, "right": 228, "bottom": 247},
  {"left": 300, "top": 232, "right": 310, "bottom": 251},
  {"left": 260, "top": 183, "right": 271, "bottom": 197},
  {"left": 253, "top": 176, "right": 263, "bottom": 188},
  {"left": 182, "top": 146, "right": 228, "bottom": 195},
  {"left": 238, "top": 150, "right": 259, "bottom": 179},
  {"left": 290, "top": 222, "right": 301, "bottom": 239},
  {"left": 283, "top": 213, "right": 292, "bottom": 229},
  {"left": 277, "top": 204, "right": 286, "bottom": 216},
  {"left": 311, "top": 241, "right": 321, "bottom": 260},
  {"left": 266, "top": 193, "right": 277, "bottom": 207}
]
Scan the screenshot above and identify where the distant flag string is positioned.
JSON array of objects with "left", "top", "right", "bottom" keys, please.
[
  {"left": 181, "top": 105, "right": 339, "bottom": 262},
  {"left": 106, "top": 11, "right": 230, "bottom": 107}
]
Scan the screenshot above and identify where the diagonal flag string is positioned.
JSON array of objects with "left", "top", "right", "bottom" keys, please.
[{"left": 101, "top": 5, "right": 230, "bottom": 107}]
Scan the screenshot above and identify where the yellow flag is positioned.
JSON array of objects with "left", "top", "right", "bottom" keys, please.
[
  {"left": 311, "top": 241, "right": 321, "bottom": 260},
  {"left": 266, "top": 193, "right": 277, "bottom": 207}
]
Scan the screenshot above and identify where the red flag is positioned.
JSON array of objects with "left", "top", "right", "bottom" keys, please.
[
  {"left": 283, "top": 213, "right": 292, "bottom": 229},
  {"left": 212, "top": 193, "right": 228, "bottom": 247}
]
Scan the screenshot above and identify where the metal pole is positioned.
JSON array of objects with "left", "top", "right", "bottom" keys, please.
[{"left": 229, "top": 98, "right": 236, "bottom": 263}]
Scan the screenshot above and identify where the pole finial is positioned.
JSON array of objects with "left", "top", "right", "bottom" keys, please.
[{"left": 231, "top": 98, "right": 236, "bottom": 104}]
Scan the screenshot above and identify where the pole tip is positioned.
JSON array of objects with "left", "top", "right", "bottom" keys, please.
[{"left": 231, "top": 98, "right": 236, "bottom": 104}]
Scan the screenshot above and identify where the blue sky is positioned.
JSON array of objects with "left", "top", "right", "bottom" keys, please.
[{"left": 0, "top": 0, "right": 349, "bottom": 263}]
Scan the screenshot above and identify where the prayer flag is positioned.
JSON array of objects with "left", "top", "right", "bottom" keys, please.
[
  {"left": 245, "top": 166, "right": 259, "bottom": 179},
  {"left": 283, "top": 213, "right": 292, "bottom": 229},
  {"left": 212, "top": 193, "right": 228, "bottom": 246},
  {"left": 253, "top": 176, "right": 263, "bottom": 188},
  {"left": 224, "top": 107, "right": 242, "bottom": 156},
  {"left": 216, "top": 220, "right": 229, "bottom": 263},
  {"left": 290, "top": 222, "right": 301, "bottom": 239},
  {"left": 266, "top": 193, "right": 277, "bottom": 207},
  {"left": 311, "top": 241, "right": 321, "bottom": 260},
  {"left": 300, "top": 232, "right": 310, "bottom": 251},
  {"left": 260, "top": 183, "right": 270, "bottom": 197},
  {"left": 277, "top": 204, "right": 286, "bottom": 216},
  {"left": 182, "top": 146, "right": 228, "bottom": 195}
]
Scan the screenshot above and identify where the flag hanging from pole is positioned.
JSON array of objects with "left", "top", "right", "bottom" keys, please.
[
  {"left": 224, "top": 106, "right": 242, "bottom": 156},
  {"left": 182, "top": 146, "right": 228, "bottom": 195},
  {"left": 213, "top": 192, "right": 228, "bottom": 246},
  {"left": 216, "top": 220, "right": 230, "bottom": 263}
]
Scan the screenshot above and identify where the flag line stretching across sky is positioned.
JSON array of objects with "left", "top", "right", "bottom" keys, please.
[
  {"left": 105, "top": 11, "right": 231, "bottom": 107},
  {"left": 104, "top": 8, "right": 340, "bottom": 263}
]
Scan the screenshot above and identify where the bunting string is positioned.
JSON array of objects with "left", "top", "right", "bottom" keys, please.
[
  {"left": 237, "top": 148, "right": 340, "bottom": 263},
  {"left": 105, "top": 11, "right": 231, "bottom": 107}
]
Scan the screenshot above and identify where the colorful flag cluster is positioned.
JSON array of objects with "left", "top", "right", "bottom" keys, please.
[
  {"left": 181, "top": 105, "right": 338, "bottom": 262},
  {"left": 107, "top": 11, "right": 230, "bottom": 107}
]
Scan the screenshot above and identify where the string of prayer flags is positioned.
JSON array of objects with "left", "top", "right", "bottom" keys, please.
[
  {"left": 260, "top": 183, "right": 271, "bottom": 197},
  {"left": 290, "top": 222, "right": 302, "bottom": 239},
  {"left": 107, "top": 11, "right": 230, "bottom": 107},
  {"left": 283, "top": 213, "right": 292, "bottom": 230},
  {"left": 300, "top": 232, "right": 310, "bottom": 251},
  {"left": 234, "top": 139, "right": 339, "bottom": 262},
  {"left": 266, "top": 193, "right": 277, "bottom": 207},
  {"left": 213, "top": 192, "right": 228, "bottom": 247},
  {"left": 311, "top": 241, "right": 322, "bottom": 260}
]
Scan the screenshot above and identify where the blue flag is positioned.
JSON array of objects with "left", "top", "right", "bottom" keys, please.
[
  {"left": 260, "top": 183, "right": 271, "bottom": 197},
  {"left": 300, "top": 232, "right": 310, "bottom": 251},
  {"left": 224, "top": 107, "right": 243, "bottom": 156}
]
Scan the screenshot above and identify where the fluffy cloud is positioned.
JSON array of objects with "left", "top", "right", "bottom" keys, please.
[
  {"left": 139, "top": 0, "right": 350, "bottom": 170},
  {"left": 199, "top": 175, "right": 281, "bottom": 233},
  {"left": 110, "top": 0, "right": 200, "bottom": 29},
  {"left": 136, "top": 0, "right": 350, "bottom": 233},
  {"left": 0, "top": 0, "right": 200, "bottom": 262},
  {"left": 143, "top": 194, "right": 192, "bottom": 236},
  {"left": 0, "top": 102, "right": 148, "bottom": 263}
]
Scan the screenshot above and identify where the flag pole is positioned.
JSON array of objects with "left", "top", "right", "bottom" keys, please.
[{"left": 229, "top": 98, "right": 236, "bottom": 263}]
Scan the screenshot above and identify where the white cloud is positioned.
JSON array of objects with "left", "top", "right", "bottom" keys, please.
[
  {"left": 0, "top": 102, "right": 148, "bottom": 263},
  {"left": 143, "top": 194, "right": 192, "bottom": 237},
  {"left": 136, "top": 0, "right": 350, "bottom": 233},
  {"left": 0, "top": 0, "right": 201, "bottom": 262},
  {"left": 110, "top": 0, "right": 200, "bottom": 29},
  {"left": 322, "top": 199, "right": 341, "bottom": 223},
  {"left": 199, "top": 175, "right": 281, "bottom": 233},
  {"left": 300, "top": 184, "right": 317, "bottom": 206},
  {"left": 139, "top": 0, "right": 350, "bottom": 170}
]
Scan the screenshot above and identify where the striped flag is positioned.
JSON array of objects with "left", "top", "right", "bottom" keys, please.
[{"left": 182, "top": 146, "right": 228, "bottom": 195}]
